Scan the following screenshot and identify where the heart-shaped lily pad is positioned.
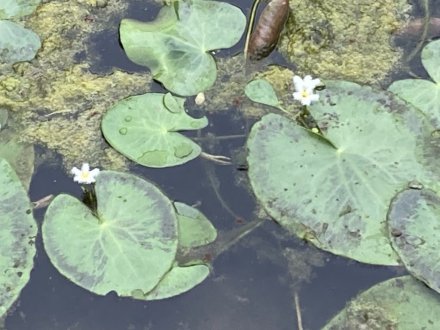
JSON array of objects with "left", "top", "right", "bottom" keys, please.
[
  {"left": 0, "top": 158, "right": 37, "bottom": 317},
  {"left": 0, "top": 20, "right": 41, "bottom": 64},
  {"left": 0, "top": 0, "right": 41, "bottom": 19},
  {"left": 323, "top": 276, "right": 440, "bottom": 329},
  {"left": 120, "top": 0, "right": 246, "bottom": 96},
  {"left": 42, "top": 171, "right": 178, "bottom": 297},
  {"left": 388, "top": 187, "right": 440, "bottom": 294},
  {"left": 388, "top": 39, "right": 440, "bottom": 128},
  {"left": 247, "top": 80, "right": 434, "bottom": 265},
  {"left": 102, "top": 93, "right": 208, "bottom": 168}
]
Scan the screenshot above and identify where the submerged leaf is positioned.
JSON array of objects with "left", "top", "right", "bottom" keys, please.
[
  {"left": 0, "top": 20, "right": 41, "bottom": 64},
  {"left": 102, "top": 93, "right": 208, "bottom": 168},
  {"left": 43, "top": 171, "right": 178, "bottom": 297},
  {"left": 0, "top": 158, "right": 37, "bottom": 317},
  {"left": 120, "top": 0, "right": 246, "bottom": 96},
  {"left": 323, "top": 276, "right": 440, "bottom": 329},
  {"left": 247, "top": 80, "right": 434, "bottom": 265},
  {"left": 388, "top": 187, "right": 440, "bottom": 294}
]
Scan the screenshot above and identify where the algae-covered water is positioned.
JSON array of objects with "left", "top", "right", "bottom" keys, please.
[{"left": 1, "top": 0, "right": 439, "bottom": 329}]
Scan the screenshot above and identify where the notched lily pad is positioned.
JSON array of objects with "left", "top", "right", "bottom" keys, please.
[
  {"left": 0, "top": 20, "right": 41, "bottom": 64},
  {"left": 42, "top": 171, "right": 178, "bottom": 297},
  {"left": 388, "top": 39, "right": 440, "bottom": 128},
  {"left": 120, "top": 0, "right": 246, "bottom": 96},
  {"left": 323, "top": 276, "right": 440, "bottom": 329},
  {"left": 102, "top": 93, "right": 208, "bottom": 168},
  {"left": 247, "top": 80, "right": 434, "bottom": 265},
  {"left": 388, "top": 187, "right": 440, "bottom": 294},
  {"left": 0, "top": 158, "right": 37, "bottom": 318}
]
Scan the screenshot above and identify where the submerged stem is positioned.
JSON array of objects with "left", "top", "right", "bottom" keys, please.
[{"left": 406, "top": 0, "right": 430, "bottom": 62}]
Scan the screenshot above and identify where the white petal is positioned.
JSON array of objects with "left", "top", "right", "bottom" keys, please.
[
  {"left": 293, "top": 75, "right": 304, "bottom": 90},
  {"left": 293, "top": 91, "right": 303, "bottom": 101},
  {"left": 81, "top": 163, "right": 90, "bottom": 172},
  {"left": 301, "top": 98, "right": 312, "bottom": 106},
  {"left": 310, "top": 78, "right": 321, "bottom": 88},
  {"left": 71, "top": 167, "right": 81, "bottom": 175},
  {"left": 89, "top": 168, "right": 100, "bottom": 180}
]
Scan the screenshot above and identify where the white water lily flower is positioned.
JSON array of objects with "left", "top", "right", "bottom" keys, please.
[
  {"left": 71, "top": 163, "right": 100, "bottom": 184},
  {"left": 292, "top": 75, "right": 321, "bottom": 106}
]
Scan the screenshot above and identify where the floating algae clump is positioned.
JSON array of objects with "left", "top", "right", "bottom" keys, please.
[
  {"left": 0, "top": 1, "right": 151, "bottom": 170},
  {"left": 280, "top": 0, "right": 410, "bottom": 84}
]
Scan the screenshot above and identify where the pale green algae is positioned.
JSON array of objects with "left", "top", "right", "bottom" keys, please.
[
  {"left": 0, "top": 0, "right": 151, "bottom": 170},
  {"left": 280, "top": 0, "right": 410, "bottom": 84}
]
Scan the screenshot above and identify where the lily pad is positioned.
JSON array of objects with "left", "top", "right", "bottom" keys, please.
[
  {"left": 135, "top": 264, "right": 210, "bottom": 301},
  {"left": 102, "top": 93, "right": 208, "bottom": 168},
  {"left": 388, "top": 187, "right": 440, "bottom": 294},
  {"left": 120, "top": 0, "right": 246, "bottom": 96},
  {"left": 0, "top": 20, "right": 41, "bottom": 64},
  {"left": 0, "top": 158, "right": 37, "bottom": 317},
  {"left": 0, "top": 0, "right": 41, "bottom": 19},
  {"left": 388, "top": 39, "right": 440, "bottom": 128},
  {"left": 247, "top": 80, "right": 434, "bottom": 265},
  {"left": 245, "top": 79, "right": 283, "bottom": 110},
  {"left": 0, "top": 128, "right": 34, "bottom": 189},
  {"left": 323, "top": 276, "right": 440, "bottom": 329},
  {"left": 175, "top": 202, "right": 217, "bottom": 249},
  {"left": 42, "top": 171, "right": 178, "bottom": 296}
]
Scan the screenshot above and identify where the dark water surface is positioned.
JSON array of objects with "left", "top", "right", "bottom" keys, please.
[{"left": 4, "top": 0, "right": 436, "bottom": 329}]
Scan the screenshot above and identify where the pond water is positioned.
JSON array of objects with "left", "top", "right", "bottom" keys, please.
[{"left": 2, "top": 0, "right": 440, "bottom": 329}]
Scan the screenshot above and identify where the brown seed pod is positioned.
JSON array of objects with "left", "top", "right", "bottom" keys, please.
[{"left": 247, "top": 0, "right": 290, "bottom": 61}]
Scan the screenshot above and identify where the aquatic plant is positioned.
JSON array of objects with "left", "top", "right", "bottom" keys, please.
[
  {"left": 101, "top": 92, "right": 208, "bottom": 168},
  {"left": 120, "top": 0, "right": 246, "bottom": 96},
  {"left": 42, "top": 170, "right": 216, "bottom": 300},
  {"left": 0, "top": 158, "right": 37, "bottom": 318},
  {"left": 246, "top": 80, "right": 437, "bottom": 265}
]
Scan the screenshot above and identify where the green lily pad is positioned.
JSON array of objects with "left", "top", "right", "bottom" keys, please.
[
  {"left": 247, "top": 80, "right": 434, "bottom": 265},
  {"left": 388, "top": 39, "right": 440, "bottom": 128},
  {"left": 323, "top": 276, "right": 440, "bottom": 329},
  {"left": 0, "top": 158, "right": 37, "bottom": 317},
  {"left": 134, "top": 264, "right": 210, "bottom": 301},
  {"left": 245, "top": 79, "right": 283, "bottom": 110},
  {"left": 0, "top": 0, "right": 41, "bottom": 19},
  {"left": 120, "top": 0, "right": 246, "bottom": 96},
  {"left": 102, "top": 93, "right": 207, "bottom": 168},
  {"left": 0, "top": 128, "right": 34, "bottom": 189},
  {"left": 175, "top": 202, "right": 217, "bottom": 249},
  {"left": 42, "top": 171, "right": 178, "bottom": 297},
  {"left": 388, "top": 187, "right": 440, "bottom": 294},
  {"left": 0, "top": 20, "right": 41, "bottom": 64}
]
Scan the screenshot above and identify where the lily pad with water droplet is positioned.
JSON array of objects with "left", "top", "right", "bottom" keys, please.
[
  {"left": 0, "top": 158, "right": 37, "bottom": 318},
  {"left": 245, "top": 79, "right": 283, "bottom": 110},
  {"left": 0, "top": 20, "right": 41, "bottom": 64},
  {"left": 323, "top": 276, "right": 440, "bottom": 329},
  {"left": 0, "top": 0, "right": 41, "bottom": 19},
  {"left": 120, "top": 0, "right": 246, "bottom": 96},
  {"left": 247, "top": 80, "right": 435, "bottom": 265},
  {"left": 42, "top": 171, "right": 178, "bottom": 297},
  {"left": 388, "top": 39, "right": 440, "bottom": 128},
  {"left": 388, "top": 187, "right": 440, "bottom": 294},
  {"left": 102, "top": 93, "right": 208, "bottom": 168}
]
